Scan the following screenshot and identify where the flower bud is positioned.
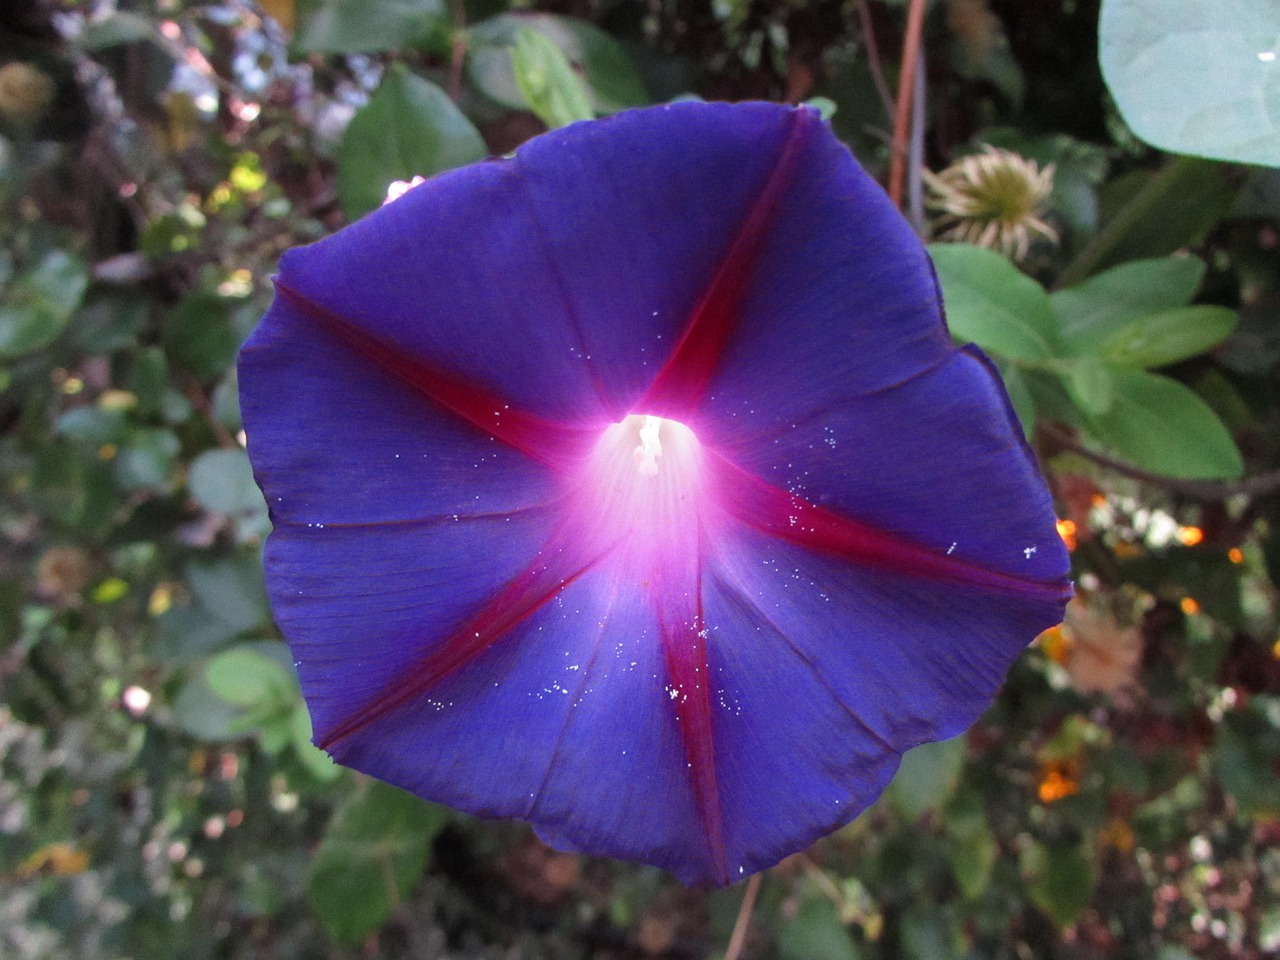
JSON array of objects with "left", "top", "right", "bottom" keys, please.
[{"left": 0, "top": 61, "right": 56, "bottom": 127}]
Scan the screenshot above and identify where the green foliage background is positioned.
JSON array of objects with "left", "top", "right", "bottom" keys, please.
[{"left": 2, "top": 1, "right": 1278, "bottom": 958}]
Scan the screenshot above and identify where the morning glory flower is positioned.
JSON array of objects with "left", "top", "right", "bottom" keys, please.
[{"left": 239, "top": 101, "right": 1071, "bottom": 886}]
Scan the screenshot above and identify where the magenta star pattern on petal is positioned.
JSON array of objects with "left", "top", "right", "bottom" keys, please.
[{"left": 238, "top": 101, "right": 1072, "bottom": 886}]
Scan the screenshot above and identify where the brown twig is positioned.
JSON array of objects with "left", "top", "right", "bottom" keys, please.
[
  {"left": 446, "top": 0, "right": 467, "bottom": 102},
  {"left": 906, "top": 48, "right": 926, "bottom": 234},
  {"left": 887, "top": 0, "right": 928, "bottom": 209},
  {"left": 178, "top": 373, "right": 238, "bottom": 450},
  {"left": 724, "top": 873, "right": 762, "bottom": 960},
  {"left": 1039, "top": 422, "right": 1280, "bottom": 501},
  {"left": 853, "top": 0, "right": 895, "bottom": 122}
]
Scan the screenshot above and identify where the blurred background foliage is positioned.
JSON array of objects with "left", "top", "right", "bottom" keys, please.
[{"left": 1, "top": 0, "right": 1278, "bottom": 958}]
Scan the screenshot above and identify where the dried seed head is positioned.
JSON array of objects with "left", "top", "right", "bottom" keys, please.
[{"left": 925, "top": 144, "right": 1058, "bottom": 261}]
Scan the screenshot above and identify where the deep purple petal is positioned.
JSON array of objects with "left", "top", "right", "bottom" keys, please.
[
  {"left": 698, "top": 516, "right": 1061, "bottom": 876},
  {"left": 690, "top": 108, "right": 951, "bottom": 438},
  {"left": 263, "top": 513, "right": 555, "bottom": 741},
  {"left": 273, "top": 101, "right": 810, "bottom": 426},
  {"left": 324, "top": 564, "right": 717, "bottom": 884},
  {"left": 239, "top": 294, "right": 559, "bottom": 523},
  {"left": 713, "top": 347, "right": 1068, "bottom": 584},
  {"left": 240, "top": 101, "right": 1072, "bottom": 887}
]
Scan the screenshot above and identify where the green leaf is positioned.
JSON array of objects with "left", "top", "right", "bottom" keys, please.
[
  {"left": 467, "top": 13, "right": 648, "bottom": 116},
  {"left": 777, "top": 896, "right": 861, "bottom": 960},
  {"left": 291, "top": 705, "right": 342, "bottom": 781},
  {"left": 889, "top": 735, "right": 967, "bottom": 820},
  {"left": 510, "top": 27, "right": 595, "bottom": 129},
  {"left": 1259, "top": 906, "right": 1280, "bottom": 953},
  {"left": 164, "top": 292, "right": 242, "bottom": 383},
  {"left": 185, "top": 554, "right": 271, "bottom": 634},
  {"left": 1061, "top": 356, "right": 1115, "bottom": 416},
  {"left": 337, "top": 65, "right": 486, "bottom": 221},
  {"left": 1100, "top": 0, "right": 1280, "bottom": 166},
  {"left": 1022, "top": 841, "right": 1094, "bottom": 928},
  {"left": 998, "top": 362, "right": 1037, "bottom": 438},
  {"left": 1081, "top": 369, "right": 1244, "bottom": 479},
  {"left": 1081, "top": 158, "right": 1238, "bottom": 277},
  {"left": 57, "top": 406, "right": 127, "bottom": 446},
  {"left": 1212, "top": 718, "right": 1280, "bottom": 817},
  {"left": 173, "top": 671, "right": 244, "bottom": 741},
  {"left": 0, "top": 250, "right": 89, "bottom": 358},
  {"left": 205, "top": 648, "right": 295, "bottom": 708},
  {"left": 947, "top": 824, "right": 997, "bottom": 900},
  {"left": 309, "top": 781, "right": 449, "bottom": 945},
  {"left": 928, "top": 243, "right": 1058, "bottom": 361},
  {"left": 293, "top": 0, "right": 448, "bottom": 55},
  {"left": 128, "top": 346, "right": 169, "bottom": 418},
  {"left": 77, "top": 10, "right": 159, "bottom": 49},
  {"left": 1051, "top": 256, "right": 1206, "bottom": 351},
  {"left": 902, "top": 907, "right": 961, "bottom": 960},
  {"left": 188, "top": 448, "right": 266, "bottom": 515},
  {"left": 1098, "top": 306, "right": 1238, "bottom": 368},
  {"left": 112, "top": 428, "right": 180, "bottom": 492},
  {"left": 67, "top": 291, "right": 148, "bottom": 354}
]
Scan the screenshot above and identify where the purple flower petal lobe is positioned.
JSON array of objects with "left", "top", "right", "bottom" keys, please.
[{"left": 240, "top": 100, "right": 1071, "bottom": 887}]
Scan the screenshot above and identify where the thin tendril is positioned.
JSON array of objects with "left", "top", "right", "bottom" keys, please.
[{"left": 724, "top": 873, "right": 763, "bottom": 960}]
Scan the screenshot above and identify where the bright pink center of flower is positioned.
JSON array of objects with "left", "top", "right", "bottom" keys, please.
[{"left": 577, "top": 414, "right": 708, "bottom": 579}]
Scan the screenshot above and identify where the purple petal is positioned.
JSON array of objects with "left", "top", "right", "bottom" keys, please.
[
  {"left": 325, "top": 561, "right": 714, "bottom": 884},
  {"left": 272, "top": 101, "right": 810, "bottom": 426},
  {"left": 712, "top": 347, "right": 1069, "bottom": 584},
  {"left": 241, "top": 100, "right": 1071, "bottom": 887},
  {"left": 700, "top": 516, "right": 1060, "bottom": 878},
  {"left": 239, "top": 293, "right": 561, "bottom": 521}
]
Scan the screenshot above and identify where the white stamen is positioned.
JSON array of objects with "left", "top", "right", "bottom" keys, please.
[{"left": 635, "top": 414, "right": 663, "bottom": 477}]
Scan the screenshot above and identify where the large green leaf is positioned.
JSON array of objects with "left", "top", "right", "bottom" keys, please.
[
  {"left": 205, "top": 647, "right": 295, "bottom": 708},
  {"left": 293, "top": 0, "right": 449, "bottom": 55},
  {"left": 1098, "top": 305, "right": 1238, "bottom": 368},
  {"left": 308, "top": 781, "right": 449, "bottom": 945},
  {"left": 1082, "top": 370, "right": 1244, "bottom": 479},
  {"left": 337, "top": 65, "right": 487, "bottom": 220},
  {"left": 510, "top": 26, "right": 595, "bottom": 128},
  {"left": 888, "top": 735, "right": 967, "bottom": 821},
  {"left": 0, "top": 250, "right": 88, "bottom": 358},
  {"left": 466, "top": 13, "right": 648, "bottom": 116},
  {"left": 928, "top": 243, "right": 1058, "bottom": 361},
  {"left": 185, "top": 553, "right": 272, "bottom": 635},
  {"left": 1100, "top": 0, "right": 1280, "bottom": 167},
  {"left": 164, "top": 291, "right": 242, "bottom": 383},
  {"left": 1061, "top": 355, "right": 1115, "bottom": 416},
  {"left": 188, "top": 448, "right": 267, "bottom": 515},
  {"left": 1062, "top": 158, "right": 1238, "bottom": 282},
  {"left": 1022, "top": 841, "right": 1094, "bottom": 928},
  {"left": 1051, "top": 256, "right": 1205, "bottom": 351},
  {"left": 777, "top": 896, "right": 862, "bottom": 960}
]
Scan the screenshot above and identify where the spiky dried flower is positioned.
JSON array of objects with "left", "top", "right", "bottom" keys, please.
[{"left": 925, "top": 144, "right": 1057, "bottom": 261}]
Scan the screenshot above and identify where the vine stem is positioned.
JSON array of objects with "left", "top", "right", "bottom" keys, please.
[
  {"left": 1053, "top": 155, "right": 1199, "bottom": 289},
  {"left": 724, "top": 873, "right": 762, "bottom": 960},
  {"left": 446, "top": 0, "right": 467, "bottom": 102},
  {"left": 887, "top": 0, "right": 928, "bottom": 209},
  {"left": 1039, "top": 422, "right": 1280, "bottom": 500},
  {"left": 854, "top": 0, "right": 896, "bottom": 121}
]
